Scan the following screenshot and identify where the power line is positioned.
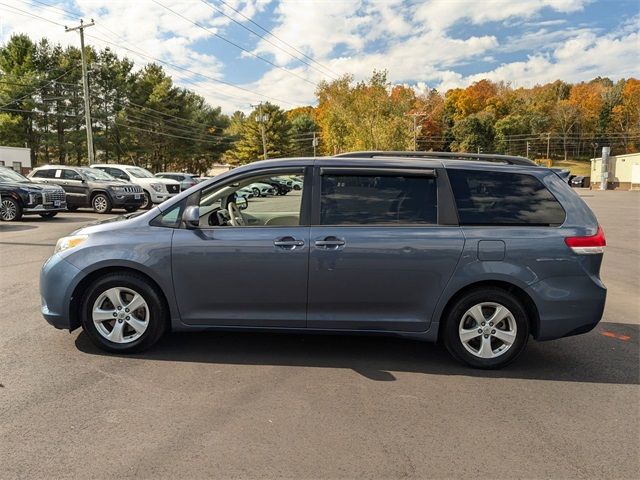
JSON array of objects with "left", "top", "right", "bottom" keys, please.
[
  {"left": 20, "top": 0, "right": 81, "bottom": 18},
  {"left": 86, "top": 32, "right": 297, "bottom": 106},
  {"left": 0, "top": 106, "right": 79, "bottom": 118},
  {"left": 0, "top": 2, "right": 64, "bottom": 27},
  {"left": 199, "top": 0, "right": 337, "bottom": 81},
  {"left": 152, "top": 0, "right": 318, "bottom": 87},
  {"left": 0, "top": 67, "right": 79, "bottom": 108},
  {"left": 113, "top": 120, "right": 233, "bottom": 144},
  {"left": 216, "top": 0, "right": 340, "bottom": 79}
]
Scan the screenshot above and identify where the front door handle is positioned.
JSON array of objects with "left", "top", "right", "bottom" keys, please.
[
  {"left": 274, "top": 236, "right": 305, "bottom": 249},
  {"left": 315, "top": 237, "right": 346, "bottom": 249}
]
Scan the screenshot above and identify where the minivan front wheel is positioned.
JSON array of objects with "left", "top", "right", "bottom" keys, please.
[
  {"left": 81, "top": 273, "right": 167, "bottom": 353},
  {"left": 443, "top": 288, "right": 529, "bottom": 369}
]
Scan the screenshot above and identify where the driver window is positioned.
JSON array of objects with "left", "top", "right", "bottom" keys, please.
[{"left": 197, "top": 172, "right": 304, "bottom": 228}]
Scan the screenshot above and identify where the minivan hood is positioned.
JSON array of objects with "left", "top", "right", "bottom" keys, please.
[{"left": 72, "top": 208, "right": 157, "bottom": 235}]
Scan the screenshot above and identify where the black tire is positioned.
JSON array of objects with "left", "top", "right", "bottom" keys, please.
[
  {"left": 0, "top": 197, "right": 23, "bottom": 221},
  {"left": 39, "top": 212, "right": 58, "bottom": 218},
  {"left": 442, "top": 287, "right": 529, "bottom": 369},
  {"left": 124, "top": 206, "right": 139, "bottom": 213},
  {"left": 252, "top": 187, "right": 261, "bottom": 197},
  {"left": 91, "top": 193, "right": 112, "bottom": 214},
  {"left": 67, "top": 205, "right": 79, "bottom": 211},
  {"left": 141, "top": 191, "right": 152, "bottom": 210},
  {"left": 80, "top": 272, "right": 168, "bottom": 353}
]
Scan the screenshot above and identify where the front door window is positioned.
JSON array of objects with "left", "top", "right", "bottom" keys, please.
[{"left": 197, "top": 173, "right": 304, "bottom": 228}]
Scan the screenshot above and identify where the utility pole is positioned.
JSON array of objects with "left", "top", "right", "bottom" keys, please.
[
  {"left": 251, "top": 102, "right": 268, "bottom": 160},
  {"left": 312, "top": 132, "right": 318, "bottom": 157},
  {"left": 546, "top": 132, "right": 551, "bottom": 159},
  {"left": 66, "top": 19, "right": 95, "bottom": 164},
  {"left": 405, "top": 112, "right": 426, "bottom": 151},
  {"left": 600, "top": 146, "right": 610, "bottom": 190}
]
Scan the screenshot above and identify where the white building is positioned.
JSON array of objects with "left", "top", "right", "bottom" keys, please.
[
  {"left": 590, "top": 152, "right": 640, "bottom": 190},
  {"left": 0, "top": 146, "right": 32, "bottom": 172}
]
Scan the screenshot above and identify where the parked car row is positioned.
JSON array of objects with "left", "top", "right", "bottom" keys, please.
[
  {"left": 0, "top": 164, "right": 187, "bottom": 221},
  {"left": 0, "top": 164, "right": 297, "bottom": 222}
]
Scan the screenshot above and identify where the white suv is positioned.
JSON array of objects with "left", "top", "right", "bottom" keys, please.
[{"left": 91, "top": 164, "right": 180, "bottom": 209}]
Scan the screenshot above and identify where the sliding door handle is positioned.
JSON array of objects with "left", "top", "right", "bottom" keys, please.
[{"left": 314, "top": 237, "right": 346, "bottom": 249}]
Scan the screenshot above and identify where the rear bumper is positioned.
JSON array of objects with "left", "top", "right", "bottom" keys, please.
[
  {"left": 527, "top": 275, "right": 607, "bottom": 341},
  {"left": 40, "top": 254, "right": 81, "bottom": 330}
]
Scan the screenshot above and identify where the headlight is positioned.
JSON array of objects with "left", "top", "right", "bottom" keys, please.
[
  {"left": 111, "top": 185, "right": 125, "bottom": 192},
  {"left": 150, "top": 183, "right": 164, "bottom": 192},
  {"left": 54, "top": 234, "right": 88, "bottom": 254}
]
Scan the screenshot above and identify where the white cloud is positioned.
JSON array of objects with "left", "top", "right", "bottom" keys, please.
[{"left": 0, "top": 0, "right": 636, "bottom": 114}]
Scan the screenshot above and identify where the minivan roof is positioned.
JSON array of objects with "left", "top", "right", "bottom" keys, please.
[{"left": 334, "top": 150, "right": 537, "bottom": 166}]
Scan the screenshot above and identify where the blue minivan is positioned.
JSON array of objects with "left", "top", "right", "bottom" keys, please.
[{"left": 40, "top": 152, "right": 606, "bottom": 368}]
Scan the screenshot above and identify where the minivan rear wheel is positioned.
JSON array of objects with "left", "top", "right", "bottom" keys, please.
[
  {"left": 443, "top": 288, "right": 529, "bottom": 369},
  {"left": 80, "top": 272, "right": 168, "bottom": 353}
]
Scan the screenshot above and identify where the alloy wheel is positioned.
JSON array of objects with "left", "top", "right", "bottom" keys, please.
[
  {"left": 92, "top": 286, "right": 150, "bottom": 343},
  {"left": 0, "top": 199, "right": 17, "bottom": 221},
  {"left": 93, "top": 195, "right": 108, "bottom": 213},
  {"left": 458, "top": 302, "right": 517, "bottom": 359}
]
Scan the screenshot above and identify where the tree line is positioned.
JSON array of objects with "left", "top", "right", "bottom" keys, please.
[{"left": 1, "top": 34, "right": 638, "bottom": 173}]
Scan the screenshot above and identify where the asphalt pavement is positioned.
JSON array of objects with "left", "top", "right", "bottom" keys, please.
[{"left": 0, "top": 190, "right": 638, "bottom": 479}]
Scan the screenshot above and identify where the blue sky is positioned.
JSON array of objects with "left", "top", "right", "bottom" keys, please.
[{"left": 1, "top": 0, "right": 638, "bottom": 112}]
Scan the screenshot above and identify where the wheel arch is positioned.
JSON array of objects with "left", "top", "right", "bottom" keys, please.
[
  {"left": 90, "top": 189, "right": 112, "bottom": 202},
  {"left": 69, "top": 265, "right": 171, "bottom": 331},
  {"left": 1, "top": 190, "right": 24, "bottom": 204},
  {"left": 436, "top": 280, "right": 540, "bottom": 342}
]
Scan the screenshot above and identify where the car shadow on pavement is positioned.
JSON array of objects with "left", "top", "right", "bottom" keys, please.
[
  {"left": 75, "top": 321, "right": 639, "bottom": 385},
  {"left": 0, "top": 224, "right": 38, "bottom": 232},
  {"left": 40, "top": 216, "right": 97, "bottom": 223}
]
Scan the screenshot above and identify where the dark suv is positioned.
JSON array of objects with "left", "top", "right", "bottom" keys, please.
[
  {"left": 40, "top": 152, "right": 606, "bottom": 369},
  {"left": 29, "top": 166, "right": 144, "bottom": 214},
  {"left": 0, "top": 166, "right": 67, "bottom": 221}
]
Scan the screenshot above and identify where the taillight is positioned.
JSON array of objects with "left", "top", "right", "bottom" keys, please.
[{"left": 565, "top": 226, "right": 606, "bottom": 254}]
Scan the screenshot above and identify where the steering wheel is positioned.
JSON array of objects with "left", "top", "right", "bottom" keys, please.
[{"left": 227, "top": 201, "right": 246, "bottom": 226}]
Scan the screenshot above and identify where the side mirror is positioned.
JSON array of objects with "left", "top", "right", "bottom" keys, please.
[
  {"left": 182, "top": 205, "right": 200, "bottom": 229},
  {"left": 236, "top": 196, "right": 248, "bottom": 210}
]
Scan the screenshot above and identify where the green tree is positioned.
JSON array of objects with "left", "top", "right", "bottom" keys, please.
[
  {"left": 451, "top": 111, "right": 495, "bottom": 153},
  {"left": 226, "top": 102, "right": 292, "bottom": 164}
]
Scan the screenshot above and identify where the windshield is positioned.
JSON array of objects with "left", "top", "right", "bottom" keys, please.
[
  {"left": 79, "top": 167, "right": 115, "bottom": 181},
  {"left": 0, "top": 167, "right": 29, "bottom": 183},
  {"left": 126, "top": 167, "right": 154, "bottom": 178}
]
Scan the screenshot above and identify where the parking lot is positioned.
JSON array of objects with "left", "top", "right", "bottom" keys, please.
[{"left": 0, "top": 190, "right": 638, "bottom": 479}]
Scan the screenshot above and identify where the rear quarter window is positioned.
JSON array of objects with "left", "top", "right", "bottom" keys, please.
[
  {"left": 447, "top": 169, "right": 565, "bottom": 226},
  {"left": 32, "top": 169, "right": 54, "bottom": 178}
]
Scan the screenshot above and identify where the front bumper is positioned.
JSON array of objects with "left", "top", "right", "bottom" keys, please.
[
  {"left": 40, "top": 254, "right": 82, "bottom": 330},
  {"left": 111, "top": 193, "right": 145, "bottom": 208},
  {"left": 150, "top": 191, "right": 178, "bottom": 204},
  {"left": 24, "top": 202, "right": 68, "bottom": 213}
]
